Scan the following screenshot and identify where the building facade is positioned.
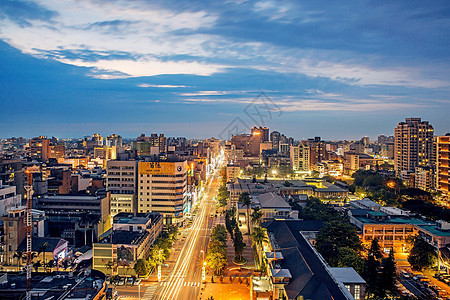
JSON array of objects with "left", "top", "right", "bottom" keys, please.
[
  {"left": 138, "top": 160, "right": 187, "bottom": 224},
  {"left": 436, "top": 135, "right": 449, "bottom": 198},
  {"left": 106, "top": 160, "right": 138, "bottom": 216},
  {"left": 289, "top": 142, "right": 309, "bottom": 172},
  {"left": 394, "top": 118, "right": 434, "bottom": 179}
]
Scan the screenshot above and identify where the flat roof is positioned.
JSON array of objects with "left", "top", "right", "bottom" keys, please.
[{"left": 329, "top": 267, "right": 366, "bottom": 284}]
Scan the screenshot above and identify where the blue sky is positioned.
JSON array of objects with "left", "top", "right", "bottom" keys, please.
[{"left": 0, "top": 0, "right": 449, "bottom": 140}]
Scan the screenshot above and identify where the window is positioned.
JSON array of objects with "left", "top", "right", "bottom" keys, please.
[{"left": 355, "top": 285, "right": 360, "bottom": 300}]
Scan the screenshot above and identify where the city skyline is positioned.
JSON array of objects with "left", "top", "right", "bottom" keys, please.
[{"left": 0, "top": 1, "right": 449, "bottom": 139}]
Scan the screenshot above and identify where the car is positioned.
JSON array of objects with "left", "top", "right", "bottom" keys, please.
[
  {"left": 126, "top": 277, "right": 134, "bottom": 285},
  {"left": 118, "top": 278, "right": 126, "bottom": 286},
  {"left": 134, "top": 278, "right": 142, "bottom": 285},
  {"left": 113, "top": 276, "right": 120, "bottom": 285},
  {"left": 401, "top": 270, "right": 410, "bottom": 278}
]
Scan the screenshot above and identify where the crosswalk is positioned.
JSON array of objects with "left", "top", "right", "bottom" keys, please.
[{"left": 142, "top": 281, "right": 201, "bottom": 300}]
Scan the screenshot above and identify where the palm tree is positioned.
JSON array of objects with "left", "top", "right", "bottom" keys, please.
[
  {"left": 250, "top": 227, "right": 269, "bottom": 268},
  {"left": 239, "top": 192, "right": 251, "bottom": 234},
  {"left": 13, "top": 250, "right": 25, "bottom": 266},
  {"left": 39, "top": 242, "right": 48, "bottom": 272},
  {"left": 251, "top": 207, "right": 263, "bottom": 228},
  {"left": 33, "top": 260, "right": 42, "bottom": 272}
]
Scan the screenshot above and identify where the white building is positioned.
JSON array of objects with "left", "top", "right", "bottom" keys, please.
[
  {"left": 0, "top": 180, "right": 21, "bottom": 217},
  {"left": 290, "top": 143, "right": 310, "bottom": 172}
]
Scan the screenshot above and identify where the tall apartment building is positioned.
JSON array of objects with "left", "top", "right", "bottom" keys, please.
[
  {"left": 29, "top": 136, "right": 50, "bottom": 161},
  {"left": 290, "top": 143, "right": 310, "bottom": 171},
  {"left": 394, "top": 118, "right": 434, "bottom": 179},
  {"left": 308, "top": 137, "right": 327, "bottom": 165},
  {"left": 138, "top": 159, "right": 187, "bottom": 224},
  {"left": 251, "top": 126, "right": 269, "bottom": 142},
  {"left": 94, "top": 145, "right": 117, "bottom": 160},
  {"left": 414, "top": 167, "right": 434, "bottom": 191},
  {"left": 134, "top": 133, "right": 167, "bottom": 154},
  {"left": 436, "top": 135, "right": 450, "bottom": 197},
  {"left": 270, "top": 131, "right": 281, "bottom": 151},
  {"left": 106, "top": 160, "right": 138, "bottom": 216},
  {"left": 106, "top": 134, "right": 123, "bottom": 147}
]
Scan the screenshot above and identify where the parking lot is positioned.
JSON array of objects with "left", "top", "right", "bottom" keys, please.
[{"left": 399, "top": 269, "right": 450, "bottom": 299}]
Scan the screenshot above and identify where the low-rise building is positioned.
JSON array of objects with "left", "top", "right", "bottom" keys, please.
[
  {"left": 259, "top": 220, "right": 365, "bottom": 300},
  {"left": 93, "top": 212, "right": 163, "bottom": 276}
]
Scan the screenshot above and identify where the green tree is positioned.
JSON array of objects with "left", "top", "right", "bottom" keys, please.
[
  {"left": 251, "top": 207, "right": 263, "bottom": 227},
  {"left": 239, "top": 192, "right": 252, "bottom": 234},
  {"left": 365, "top": 238, "right": 383, "bottom": 296},
  {"left": 134, "top": 259, "right": 150, "bottom": 277},
  {"left": 210, "top": 224, "right": 228, "bottom": 244},
  {"left": 379, "top": 248, "right": 398, "bottom": 296},
  {"left": 206, "top": 251, "right": 227, "bottom": 275},
  {"left": 316, "top": 220, "right": 362, "bottom": 261},
  {"left": 233, "top": 226, "right": 246, "bottom": 261},
  {"left": 408, "top": 236, "right": 437, "bottom": 271},
  {"left": 33, "top": 260, "right": 42, "bottom": 272},
  {"left": 335, "top": 247, "right": 365, "bottom": 275},
  {"left": 13, "top": 250, "right": 25, "bottom": 266},
  {"left": 250, "top": 227, "right": 269, "bottom": 268}
]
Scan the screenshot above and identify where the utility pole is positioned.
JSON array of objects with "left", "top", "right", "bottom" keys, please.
[{"left": 25, "top": 170, "right": 33, "bottom": 300}]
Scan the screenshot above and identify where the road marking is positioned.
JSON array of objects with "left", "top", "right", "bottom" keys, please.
[{"left": 142, "top": 283, "right": 159, "bottom": 300}]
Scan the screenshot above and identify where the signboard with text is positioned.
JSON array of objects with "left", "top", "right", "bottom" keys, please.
[{"left": 139, "top": 162, "right": 175, "bottom": 175}]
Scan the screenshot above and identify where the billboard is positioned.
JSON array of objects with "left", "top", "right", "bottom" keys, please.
[{"left": 139, "top": 162, "right": 175, "bottom": 175}]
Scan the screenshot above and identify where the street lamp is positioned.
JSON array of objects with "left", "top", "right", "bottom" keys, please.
[
  {"left": 200, "top": 250, "right": 206, "bottom": 281},
  {"left": 158, "top": 249, "right": 163, "bottom": 281}
]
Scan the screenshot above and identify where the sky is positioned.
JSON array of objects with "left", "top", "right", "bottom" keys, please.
[{"left": 0, "top": 0, "right": 449, "bottom": 140}]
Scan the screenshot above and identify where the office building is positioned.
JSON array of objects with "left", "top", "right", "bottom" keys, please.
[
  {"left": 436, "top": 135, "right": 450, "bottom": 197},
  {"left": 106, "top": 134, "right": 123, "bottom": 147},
  {"left": 29, "top": 136, "right": 51, "bottom": 161},
  {"left": 138, "top": 159, "right": 187, "bottom": 224},
  {"left": 106, "top": 159, "right": 138, "bottom": 216},
  {"left": 50, "top": 144, "right": 65, "bottom": 159},
  {"left": 394, "top": 118, "right": 434, "bottom": 179},
  {"left": 290, "top": 142, "right": 309, "bottom": 172},
  {"left": 251, "top": 126, "right": 269, "bottom": 142},
  {"left": 134, "top": 133, "right": 167, "bottom": 154}
]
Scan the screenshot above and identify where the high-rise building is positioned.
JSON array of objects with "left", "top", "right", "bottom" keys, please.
[
  {"left": 138, "top": 159, "right": 187, "bottom": 224},
  {"left": 290, "top": 142, "right": 310, "bottom": 171},
  {"left": 106, "top": 134, "right": 123, "bottom": 147},
  {"left": 436, "top": 135, "right": 449, "bottom": 197},
  {"left": 394, "top": 118, "right": 434, "bottom": 179},
  {"left": 50, "top": 144, "right": 65, "bottom": 160},
  {"left": 106, "top": 160, "right": 138, "bottom": 216},
  {"left": 270, "top": 131, "right": 281, "bottom": 151},
  {"left": 29, "top": 136, "right": 51, "bottom": 161},
  {"left": 133, "top": 133, "right": 167, "bottom": 155},
  {"left": 308, "top": 137, "right": 327, "bottom": 165},
  {"left": 251, "top": 127, "right": 269, "bottom": 142}
]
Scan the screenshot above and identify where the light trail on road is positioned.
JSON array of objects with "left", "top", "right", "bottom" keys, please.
[{"left": 154, "top": 164, "right": 221, "bottom": 300}]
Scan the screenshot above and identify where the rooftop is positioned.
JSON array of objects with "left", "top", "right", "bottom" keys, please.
[{"left": 329, "top": 267, "right": 366, "bottom": 284}]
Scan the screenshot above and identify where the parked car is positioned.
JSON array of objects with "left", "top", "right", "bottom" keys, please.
[
  {"left": 118, "top": 277, "right": 126, "bottom": 286},
  {"left": 134, "top": 278, "right": 142, "bottom": 285},
  {"left": 126, "top": 277, "right": 134, "bottom": 285},
  {"left": 401, "top": 270, "right": 410, "bottom": 278}
]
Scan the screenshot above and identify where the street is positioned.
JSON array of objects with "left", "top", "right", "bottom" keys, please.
[{"left": 150, "top": 167, "right": 220, "bottom": 300}]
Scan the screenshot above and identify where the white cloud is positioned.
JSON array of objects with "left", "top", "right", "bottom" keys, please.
[{"left": 138, "top": 84, "right": 188, "bottom": 88}]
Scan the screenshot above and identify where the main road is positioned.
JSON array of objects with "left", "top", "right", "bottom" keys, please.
[{"left": 150, "top": 165, "right": 221, "bottom": 300}]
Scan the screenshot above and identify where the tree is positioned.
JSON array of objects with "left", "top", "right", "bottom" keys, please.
[
  {"left": 251, "top": 207, "right": 263, "bottom": 227},
  {"left": 134, "top": 259, "right": 150, "bottom": 277},
  {"left": 210, "top": 224, "right": 228, "bottom": 244},
  {"left": 335, "top": 247, "right": 365, "bottom": 276},
  {"left": 39, "top": 242, "right": 49, "bottom": 272},
  {"left": 379, "top": 248, "right": 398, "bottom": 296},
  {"left": 206, "top": 251, "right": 227, "bottom": 275},
  {"left": 239, "top": 192, "right": 252, "bottom": 234},
  {"left": 408, "top": 236, "right": 437, "bottom": 271},
  {"left": 233, "top": 226, "right": 246, "bottom": 261},
  {"left": 250, "top": 227, "right": 269, "bottom": 267},
  {"left": 365, "top": 238, "right": 382, "bottom": 296},
  {"left": 33, "top": 260, "right": 42, "bottom": 272},
  {"left": 316, "top": 220, "right": 362, "bottom": 258},
  {"left": 13, "top": 250, "right": 25, "bottom": 266},
  {"left": 225, "top": 209, "right": 237, "bottom": 240}
]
